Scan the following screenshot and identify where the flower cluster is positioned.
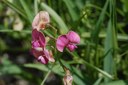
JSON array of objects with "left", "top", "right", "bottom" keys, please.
[
  {"left": 31, "top": 11, "right": 54, "bottom": 64},
  {"left": 31, "top": 11, "right": 80, "bottom": 85},
  {"left": 31, "top": 11, "right": 80, "bottom": 64}
]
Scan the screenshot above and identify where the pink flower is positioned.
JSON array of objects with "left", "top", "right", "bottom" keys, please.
[
  {"left": 32, "top": 11, "right": 50, "bottom": 31},
  {"left": 32, "top": 29, "right": 46, "bottom": 48},
  {"left": 56, "top": 31, "right": 80, "bottom": 52},
  {"left": 31, "top": 29, "right": 54, "bottom": 64}
]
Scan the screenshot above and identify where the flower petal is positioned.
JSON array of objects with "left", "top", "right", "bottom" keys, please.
[
  {"left": 31, "top": 48, "right": 43, "bottom": 58},
  {"left": 32, "top": 40, "right": 40, "bottom": 47},
  {"left": 38, "top": 31, "right": 46, "bottom": 47},
  {"left": 32, "top": 29, "right": 39, "bottom": 41},
  {"left": 56, "top": 35, "right": 69, "bottom": 52},
  {"left": 32, "top": 29, "right": 46, "bottom": 47},
  {"left": 38, "top": 56, "right": 48, "bottom": 64},
  {"left": 67, "top": 31, "right": 80, "bottom": 44},
  {"left": 32, "top": 11, "right": 50, "bottom": 30},
  {"left": 43, "top": 49, "right": 55, "bottom": 63},
  {"left": 67, "top": 44, "right": 77, "bottom": 52},
  {"left": 31, "top": 48, "right": 49, "bottom": 64}
]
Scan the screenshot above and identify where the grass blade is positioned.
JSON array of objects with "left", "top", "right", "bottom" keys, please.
[
  {"left": 104, "top": 0, "right": 117, "bottom": 82},
  {"left": 62, "top": 0, "right": 78, "bottom": 21},
  {"left": 104, "top": 21, "right": 115, "bottom": 82},
  {"left": 2, "top": 0, "right": 26, "bottom": 18},
  {"left": 91, "top": 0, "right": 109, "bottom": 42},
  {"left": 91, "top": 0, "right": 109, "bottom": 58},
  {"left": 19, "top": 0, "right": 33, "bottom": 23}
]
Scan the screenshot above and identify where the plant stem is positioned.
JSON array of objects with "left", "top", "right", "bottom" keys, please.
[
  {"left": 47, "top": 24, "right": 57, "bottom": 37},
  {"left": 40, "top": 70, "right": 51, "bottom": 85}
]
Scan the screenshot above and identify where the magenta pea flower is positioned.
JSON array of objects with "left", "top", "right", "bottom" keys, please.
[
  {"left": 31, "top": 29, "right": 54, "bottom": 64},
  {"left": 56, "top": 31, "right": 80, "bottom": 52},
  {"left": 32, "top": 11, "right": 50, "bottom": 31}
]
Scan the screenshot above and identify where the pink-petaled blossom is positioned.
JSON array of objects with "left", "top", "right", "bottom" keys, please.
[
  {"left": 31, "top": 29, "right": 54, "bottom": 64},
  {"left": 56, "top": 31, "right": 80, "bottom": 52},
  {"left": 32, "top": 29, "right": 46, "bottom": 48},
  {"left": 31, "top": 48, "right": 48, "bottom": 64},
  {"left": 32, "top": 11, "right": 50, "bottom": 31}
]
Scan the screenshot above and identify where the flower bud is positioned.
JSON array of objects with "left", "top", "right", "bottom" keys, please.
[{"left": 63, "top": 69, "right": 73, "bottom": 85}]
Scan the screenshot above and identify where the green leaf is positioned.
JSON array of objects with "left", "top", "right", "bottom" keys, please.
[
  {"left": 24, "top": 63, "right": 49, "bottom": 72},
  {"left": 104, "top": 21, "right": 115, "bottom": 82},
  {"left": 24, "top": 63, "right": 64, "bottom": 76},
  {"left": 104, "top": 0, "right": 118, "bottom": 82}
]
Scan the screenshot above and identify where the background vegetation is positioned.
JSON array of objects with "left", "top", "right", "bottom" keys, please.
[{"left": 0, "top": 0, "right": 128, "bottom": 85}]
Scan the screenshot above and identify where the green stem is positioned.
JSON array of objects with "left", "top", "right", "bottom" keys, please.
[
  {"left": 47, "top": 35, "right": 56, "bottom": 41},
  {"left": 47, "top": 24, "right": 57, "bottom": 37},
  {"left": 40, "top": 70, "right": 51, "bottom": 85},
  {"left": 40, "top": 64, "right": 55, "bottom": 85},
  {"left": 120, "top": 51, "right": 128, "bottom": 57},
  {"left": 93, "top": 77, "right": 103, "bottom": 85}
]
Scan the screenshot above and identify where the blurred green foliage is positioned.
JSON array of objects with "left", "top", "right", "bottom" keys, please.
[{"left": 0, "top": 0, "right": 128, "bottom": 85}]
